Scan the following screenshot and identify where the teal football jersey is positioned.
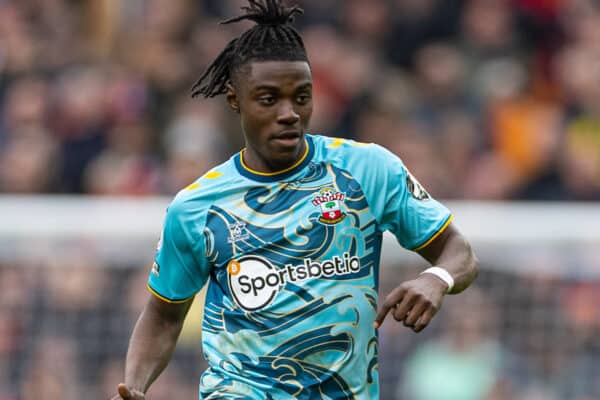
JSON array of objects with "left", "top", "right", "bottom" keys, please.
[{"left": 148, "top": 134, "right": 452, "bottom": 399}]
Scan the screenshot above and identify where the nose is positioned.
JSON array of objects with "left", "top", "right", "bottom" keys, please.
[{"left": 277, "top": 101, "right": 300, "bottom": 125}]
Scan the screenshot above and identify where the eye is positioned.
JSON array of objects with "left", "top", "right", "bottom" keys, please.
[
  {"left": 296, "top": 93, "right": 312, "bottom": 105},
  {"left": 258, "top": 95, "right": 276, "bottom": 106}
]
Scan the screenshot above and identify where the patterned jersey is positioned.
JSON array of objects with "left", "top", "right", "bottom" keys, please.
[{"left": 148, "top": 134, "right": 452, "bottom": 399}]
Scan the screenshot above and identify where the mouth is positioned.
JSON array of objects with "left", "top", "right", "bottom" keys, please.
[{"left": 271, "top": 130, "right": 303, "bottom": 147}]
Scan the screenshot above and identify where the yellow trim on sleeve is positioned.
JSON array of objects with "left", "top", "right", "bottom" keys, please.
[
  {"left": 184, "top": 183, "right": 201, "bottom": 191},
  {"left": 240, "top": 139, "right": 309, "bottom": 176},
  {"left": 328, "top": 138, "right": 346, "bottom": 148},
  {"left": 412, "top": 214, "right": 454, "bottom": 252},
  {"left": 328, "top": 137, "right": 369, "bottom": 148},
  {"left": 147, "top": 284, "right": 194, "bottom": 304},
  {"left": 203, "top": 171, "right": 223, "bottom": 179}
]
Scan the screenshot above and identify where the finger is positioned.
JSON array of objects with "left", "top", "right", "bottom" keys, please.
[
  {"left": 118, "top": 383, "right": 132, "bottom": 399},
  {"left": 374, "top": 303, "right": 393, "bottom": 329},
  {"left": 414, "top": 307, "right": 437, "bottom": 332},
  {"left": 374, "top": 287, "right": 407, "bottom": 329},
  {"left": 404, "top": 300, "right": 429, "bottom": 327},
  {"left": 392, "top": 294, "right": 416, "bottom": 322}
]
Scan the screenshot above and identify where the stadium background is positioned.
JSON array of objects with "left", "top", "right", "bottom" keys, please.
[{"left": 0, "top": 0, "right": 599, "bottom": 399}]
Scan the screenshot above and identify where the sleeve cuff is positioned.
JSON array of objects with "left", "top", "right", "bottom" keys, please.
[
  {"left": 411, "top": 214, "right": 454, "bottom": 251},
  {"left": 147, "top": 284, "right": 195, "bottom": 304}
]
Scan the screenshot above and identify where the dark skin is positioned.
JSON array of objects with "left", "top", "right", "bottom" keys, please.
[
  {"left": 111, "top": 296, "right": 193, "bottom": 400},
  {"left": 374, "top": 223, "right": 479, "bottom": 332},
  {"left": 227, "top": 61, "right": 313, "bottom": 173},
  {"left": 112, "top": 60, "right": 478, "bottom": 399}
]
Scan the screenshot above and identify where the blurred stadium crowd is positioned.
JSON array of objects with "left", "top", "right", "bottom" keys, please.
[
  {"left": 1, "top": 0, "right": 600, "bottom": 199},
  {"left": 1, "top": 0, "right": 600, "bottom": 399}
]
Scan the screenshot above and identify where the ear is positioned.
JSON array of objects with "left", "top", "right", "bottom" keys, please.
[{"left": 226, "top": 83, "right": 240, "bottom": 114}]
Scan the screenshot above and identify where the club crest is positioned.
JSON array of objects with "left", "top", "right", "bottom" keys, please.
[{"left": 312, "top": 188, "right": 346, "bottom": 225}]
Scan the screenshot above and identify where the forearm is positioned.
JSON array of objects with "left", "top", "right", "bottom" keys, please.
[
  {"left": 124, "top": 299, "right": 189, "bottom": 392},
  {"left": 418, "top": 224, "right": 479, "bottom": 294},
  {"left": 431, "top": 230, "right": 478, "bottom": 294}
]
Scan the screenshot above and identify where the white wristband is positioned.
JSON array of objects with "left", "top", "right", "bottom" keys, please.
[{"left": 420, "top": 267, "right": 454, "bottom": 293}]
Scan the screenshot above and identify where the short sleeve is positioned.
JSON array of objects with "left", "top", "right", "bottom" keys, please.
[
  {"left": 147, "top": 200, "right": 211, "bottom": 303},
  {"left": 361, "top": 144, "right": 452, "bottom": 250}
]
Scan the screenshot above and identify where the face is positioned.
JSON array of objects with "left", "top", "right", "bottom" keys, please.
[{"left": 227, "top": 60, "right": 313, "bottom": 173}]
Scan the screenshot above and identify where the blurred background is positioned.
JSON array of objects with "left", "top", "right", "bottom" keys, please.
[{"left": 0, "top": 0, "right": 599, "bottom": 399}]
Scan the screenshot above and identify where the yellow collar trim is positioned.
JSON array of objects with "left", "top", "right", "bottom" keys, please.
[{"left": 240, "top": 139, "right": 309, "bottom": 177}]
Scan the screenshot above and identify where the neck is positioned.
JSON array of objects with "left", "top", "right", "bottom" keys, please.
[{"left": 242, "top": 139, "right": 307, "bottom": 174}]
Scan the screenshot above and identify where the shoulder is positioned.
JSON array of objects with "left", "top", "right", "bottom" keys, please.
[
  {"left": 169, "top": 159, "right": 240, "bottom": 217},
  {"left": 310, "top": 134, "right": 405, "bottom": 170}
]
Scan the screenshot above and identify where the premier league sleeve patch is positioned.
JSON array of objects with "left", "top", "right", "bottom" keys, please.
[
  {"left": 151, "top": 261, "right": 160, "bottom": 277},
  {"left": 405, "top": 169, "right": 431, "bottom": 201}
]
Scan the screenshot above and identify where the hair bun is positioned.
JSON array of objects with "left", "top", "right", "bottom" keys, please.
[
  {"left": 192, "top": 0, "right": 308, "bottom": 98},
  {"left": 221, "top": 0, "right": 303, "bottom": 26}
]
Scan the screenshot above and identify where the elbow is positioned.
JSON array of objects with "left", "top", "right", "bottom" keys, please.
[
  {"left": 471, "top": 252, "right": 480, "bottom": 282},
  {"left": 468, "top": 243, "right": 480, "bottom": 283}
]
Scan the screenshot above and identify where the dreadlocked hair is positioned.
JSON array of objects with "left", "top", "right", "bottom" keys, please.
[{"left": 191, "top": 0, "right": 307, "bottom": 98}]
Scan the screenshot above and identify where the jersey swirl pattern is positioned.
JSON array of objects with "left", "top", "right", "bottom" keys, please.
[{"left": 148, "top": 135, "right": 452, "bottom": 399}]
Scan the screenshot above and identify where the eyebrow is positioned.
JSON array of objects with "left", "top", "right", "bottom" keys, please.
[
  {"left": 296, "top": 82, "right": 313, "bottom": 91},
  {"left": 251, "top": 81, "right": 313, "bottom": 93},
  {"left": 252, "top": 85, "right": 280, "bottom": 93}
]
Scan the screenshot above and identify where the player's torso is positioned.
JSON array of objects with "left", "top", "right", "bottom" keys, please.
[{"left": 199, "top": 144, "right": 382, "bottom": 399}]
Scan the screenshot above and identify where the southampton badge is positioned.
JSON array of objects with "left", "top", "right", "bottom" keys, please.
[{"left": 312, "top": 188, "right": 346, "bottom": 225}]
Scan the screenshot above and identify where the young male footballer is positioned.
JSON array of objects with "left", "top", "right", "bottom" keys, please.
[{"left": 112, "top": 1, "right": 478, "bottom": 398}]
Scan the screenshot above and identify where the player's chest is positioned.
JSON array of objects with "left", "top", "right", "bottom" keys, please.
[
  {"left": 205, "top": 185, "right": 351, "bottom": 259},
  {"left": 203, "top": 167, "right": 371, "bottom": 269}
]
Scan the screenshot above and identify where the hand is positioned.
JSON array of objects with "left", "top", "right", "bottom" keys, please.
[
  {"left": 374, "top": 273, "right": 447, "bottom": 332},
  {"left": 110, "top": 383, "right": 145, "bottom": 400}
]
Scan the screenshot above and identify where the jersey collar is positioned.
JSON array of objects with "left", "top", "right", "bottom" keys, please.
[{"left": 234, "top": 135, "right": 315, "bottom": 183}]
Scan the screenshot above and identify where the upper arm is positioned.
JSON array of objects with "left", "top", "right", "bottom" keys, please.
[
  {"left": 148, "top": 199, "right": 211, "bottom": 303},
  {"left": 417, "top": 222, "right": 458, "bottom": 265},
  {"left": 145, "top": 292, "right": 194, "bottom": 325},
  {"left": 356, "top": 143, "right": 452, "bottom": 250}
]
